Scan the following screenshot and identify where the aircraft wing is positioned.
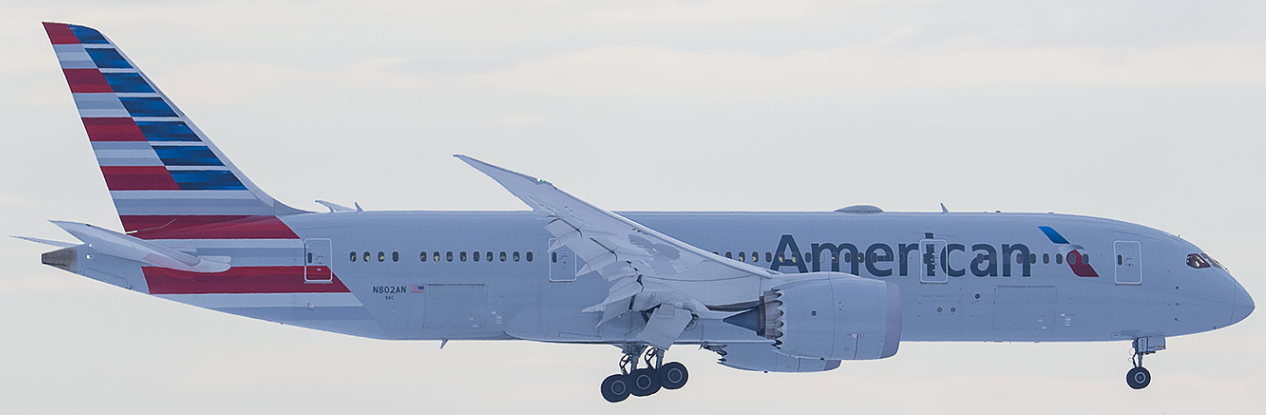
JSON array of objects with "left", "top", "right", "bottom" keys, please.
[{"left": 457, "top": 155, "right": 772, "bottom": 348}]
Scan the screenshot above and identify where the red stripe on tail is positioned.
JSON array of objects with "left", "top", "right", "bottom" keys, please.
[
  {"left": 82, "top": 118, "right": 146, "bottom": 141},
  {"left": 100, "top": 166, "right": 179, "bottom": 191},
  {"left": 63, "top": 69, "right": 112, "bottom": 93},
  {"left": 43, "top": 22, "right": 79, "bottom": 45}
]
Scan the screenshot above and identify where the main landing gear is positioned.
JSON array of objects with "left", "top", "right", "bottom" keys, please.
[
  {"left": 600, "top": 345, "right": 689, "bottom": 403},
  {"left": 1127, "top": 336, "right": 1165, "bottom": 390}
]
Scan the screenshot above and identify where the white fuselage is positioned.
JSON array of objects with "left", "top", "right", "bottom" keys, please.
[{"left": 89, "top": 210, "right": 1245, "bottom": 345}]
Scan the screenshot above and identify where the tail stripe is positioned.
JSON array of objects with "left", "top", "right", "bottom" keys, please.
[
  {"left": 100, "top": 166, "right": 181, "bottom": 191},
  {"left": 72, "top": 93, "right": 130, "bottom": 118},
  {"left": 52, "top": 44, "right": 96, "bottom": 68},
  {"left": 62, "top": 69, "right": 113, "bottom": 93},
  {"left": 84, "top": 47, "right": 131, "bottom": 68},
  {"left": 68, "top": 25, "right": 110, "bottom": 44},
  {"left": 82, "top": 118, "right": 146, "bottom": 141},
  {"left": 102, "top": 72, "right": 155, "bottom": 93},
  {"left": 92, "top": 142, "right": 164, "bottom": 167},
  {"left": 44, "top": 23, "right": 79, "bottom": 44}
]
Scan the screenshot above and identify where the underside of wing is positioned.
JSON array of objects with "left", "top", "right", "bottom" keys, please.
[{"left": 456, "top": 155, "right": 772, "bottom": 348}]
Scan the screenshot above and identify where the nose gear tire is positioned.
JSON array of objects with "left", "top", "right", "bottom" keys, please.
[{"left": 1126, "top": 367, "right": 1151, "bottom": 390}]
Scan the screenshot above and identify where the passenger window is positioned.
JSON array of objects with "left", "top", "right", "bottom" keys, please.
[
  {"left": 420, "top": 252, "right": 427, "bottom": 262},
  {"left": 1016, "top": 253, "right": 1024, "bottom": 264},
  {"left": 752, "top": 252, "right": 759, "bottom": 262},
  {"left": 500, "top": 251, "right": 507, "bottom": 262},
  {"left": 1043, "top": 253, "right": 1049, "bottom": 264},
  {"left": 526, "top": 252, "right": 534, "bottom": 262},
  {"left": 1030, "top": 254, "right": 1036, "bottom": 264},
  {"left": 844, "top": 252, "right": 852, "bottom": 263},
  {"left": 392, "top": 252, "right": 399, "bottom": 262},
  {"left": 1083, "top": 255, "right": 1089, "bottom": 264},
  {"left": 738, "top": 252, "right": 745, "bottom": 262},
  {"left": 378, "top": 252, "right": 385, "bottom": 262},
  {"left": 461, "top": 252, "right": 467, "bottom": 262},
  {"left": 364, "top": 252, "right": 370, "bottom": 262},
  {"left": 1117, "top": 255, "right": 1122, "bottom": 265},
  {"left": 804, "top": 253, "right": 812, "bottom": 262},
  {"left": 433, "top": 252, "right": 440, "bottom": 262},
  {"left": 765, "top": 252, "right": 772, "bottom": 262},
  {"left": 473, "top": 251, "right": 480, "bottom": 262},
  {"left": 725, "top": 252, "right": 732, "bottom": 259},
  {"left": 307, "top": 252, "right": 313, "bottom": 264},
  {"left": 1187, "top": 253, "right": 1211, "bottom": 269},
  {"left": 486, "top": 252, "right": 493, "bottom": 262},
  {"left": 446, "top": 251, "right": 453, "bottom": 262},
  {"left": 513, "top": 252, "right": 520, "bottom": 262},
  {"left": 350, "top": 252, "right": 357, "bottom": 262},
  {"left": 1056, "top": 253, "right": 1063, "bottom": 264}
]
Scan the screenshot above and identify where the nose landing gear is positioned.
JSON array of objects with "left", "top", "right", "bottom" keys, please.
[
  {"left": 600, "top": 345, "right": 690, "bottom": 403},
  {"left": 1127, "top": 336, "right": 1164, "bottom": 390}
]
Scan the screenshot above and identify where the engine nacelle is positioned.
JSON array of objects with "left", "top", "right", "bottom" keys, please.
[{"left": 759, "top": 273, "right": 903, "bottom": 360}]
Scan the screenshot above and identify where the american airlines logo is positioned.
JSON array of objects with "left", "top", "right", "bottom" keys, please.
[{"left": 769, "top": 227, "right": 1096, "bottom": 278}]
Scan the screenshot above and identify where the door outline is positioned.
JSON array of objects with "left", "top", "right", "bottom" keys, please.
[
  {"left": 548, "top": 238, "right": 577, "bottom": 282},
  {"left": 919, "top": 239, "right": 948, "bottom": 284},
  {"left": 1114, "top": 240, "right": 1142, "bottom": 285},
  {"left": 304, "top": 238, "right": 333, "bottom": 283}
]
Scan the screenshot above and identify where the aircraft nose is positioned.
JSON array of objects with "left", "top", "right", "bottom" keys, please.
[{"left": 1231, "top": 282, "right": 1254, "bottom": 326}]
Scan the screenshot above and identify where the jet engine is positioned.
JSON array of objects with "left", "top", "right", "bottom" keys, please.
[{"left": 726, "top": 273, "right": 903, "bottom": 360}]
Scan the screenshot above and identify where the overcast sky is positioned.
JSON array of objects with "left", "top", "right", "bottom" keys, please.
[{"left": 2, "top": 1, "right": 1265, "bottom": 413}]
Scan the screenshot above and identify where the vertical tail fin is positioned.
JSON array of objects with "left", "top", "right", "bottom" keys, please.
[{"left": 43, "top": 22, "right": 305, "bottom": 239}]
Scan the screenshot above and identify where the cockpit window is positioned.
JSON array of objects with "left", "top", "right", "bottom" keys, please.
[
  {"left": 1187, "top": 253, "right": 1211, "bottom": 269},
  {"left": 1202, "top": 253, "right": 1225, "bottom": 269}
]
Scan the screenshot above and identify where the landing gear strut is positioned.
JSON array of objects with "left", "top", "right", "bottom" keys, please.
[
  {"left": 600, "top": 345, "right": 689, "bottom": 403},
  {"left": 1127, "top": 336, "right": 1164, "bottom": 390}
]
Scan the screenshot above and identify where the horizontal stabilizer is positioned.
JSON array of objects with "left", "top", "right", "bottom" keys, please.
[
  {"left": 50, "top": 220, "right": 230, "bottom": 273},
  {"left": 11, "top": 235, "right": 78, "bottom": 248}
]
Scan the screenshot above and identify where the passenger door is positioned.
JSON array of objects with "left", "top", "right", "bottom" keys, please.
[
  {"left": 1114, "top": 241, "right": 1142, "bottom": 285},
  {"left": 304, "top": 238, "right": 332, "bottom": 283},
  {"left": 919, "top": 238, "right": 948, "bottom": 284},
  {"left": 548, "top": 238, "right": 577, "bottom": 282}
]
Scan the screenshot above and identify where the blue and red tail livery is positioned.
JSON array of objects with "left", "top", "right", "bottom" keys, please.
[{"left": 42, "top": 22, "right": 292, "bottom": 237}]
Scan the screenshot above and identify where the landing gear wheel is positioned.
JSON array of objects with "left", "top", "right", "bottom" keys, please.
[
  {"left": 1126, "top": 367, "right": 1151, "bottom": 390},
  {"left": 628, "top": 368, "right": 661, "bottom": 397},
  {"left": 601, "top": 374, "right": 631, "bottom": 403},
  {"left": 660, "top": 362, "right": 688, "bottom": 390}
]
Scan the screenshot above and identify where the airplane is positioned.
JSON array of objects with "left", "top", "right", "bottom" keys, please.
[{"left": 24, "top": 22, "right": 1254, "bottom": 403}]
